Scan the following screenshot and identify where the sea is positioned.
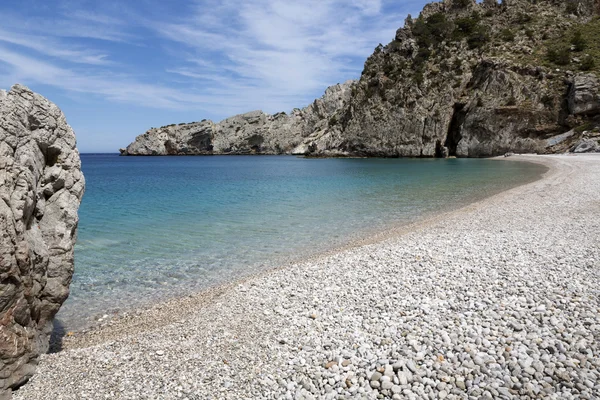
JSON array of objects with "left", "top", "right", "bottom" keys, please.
[{"left": 56, "top": 154, "right": 546, "bottom": 330}]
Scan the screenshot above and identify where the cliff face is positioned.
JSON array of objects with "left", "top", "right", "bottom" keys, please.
[
  {"left": 328, "top": 0, "right": 600, "bottom": 157},
  {"left": 122, "top": 0, "right": 600, "bottom": 157},
  {"left": 122, "top": 81, "right": 355, "bottom": 156},
  {"left": 0, "top": 85, "right": 84, "bottom": 396}
]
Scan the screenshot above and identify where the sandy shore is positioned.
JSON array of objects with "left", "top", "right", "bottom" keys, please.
[{"left": 14, "top": 155, "right": 600, "bottom": 399}]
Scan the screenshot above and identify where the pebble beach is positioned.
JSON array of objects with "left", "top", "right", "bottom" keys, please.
[{"left": 14, "top": 155, "right": 600, "bottom": 400}]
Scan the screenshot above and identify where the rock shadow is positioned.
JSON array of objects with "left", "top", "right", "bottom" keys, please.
[{"left": 49, "top": 319, "right": 67, "bottom": 354}]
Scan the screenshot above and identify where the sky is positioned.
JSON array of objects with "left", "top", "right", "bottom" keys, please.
[{"left": 0, "top": 0, "right": 428, "bottom": 153}]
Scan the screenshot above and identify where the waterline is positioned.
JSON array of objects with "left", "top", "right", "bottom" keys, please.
[{"left": 58, "top": 155, "right": 546, "bottom": 330}]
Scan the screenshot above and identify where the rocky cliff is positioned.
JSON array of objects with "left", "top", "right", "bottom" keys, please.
[
  {"left": 122, "top": 0, "right": 600, "bottom": 157},
  {"left": 122, "top": 81, "right": 355, "bottom": 156},
  {"left": 0, "top": 85, "right": 84, "bottom": 397}
]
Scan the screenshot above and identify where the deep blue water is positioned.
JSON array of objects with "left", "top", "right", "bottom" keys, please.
[{"left": 57, "top": 154, "right": 546, "bottom": 329}]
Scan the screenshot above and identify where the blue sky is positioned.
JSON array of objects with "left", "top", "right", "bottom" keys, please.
[{"left": 0, "top": 0, "right": 428, "bottom": 153}]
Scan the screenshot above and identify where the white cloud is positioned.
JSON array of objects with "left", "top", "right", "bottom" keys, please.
[
  {"left": 0, "top": 47, "right": 207, "bottom": 110},
  {"left": 157, "top": 0, "right": 406, "bottom": 113},
  {"left": 0, "top": 0, "right": 411, "bottom": 118},
  {"left": 0, "top": 29, "right": 112, "bottom": 65}
]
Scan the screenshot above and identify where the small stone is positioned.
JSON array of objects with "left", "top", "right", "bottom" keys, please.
[
  {"left": 370, "top": 371, "right": 382, "bottom": 381},
  {"left": 325, "top": 361, "right": 337, "bottom": 369},
  {"left": 584, "top": 380, "right": 594, "bottom": 388},
  {"left": 382, "top": 380, "right": 394, "bottom": 390},
  {"left": 398, "top": 372, "right": 408, "bottom": 385},
  {"left": 510, "top": 321, "right": 524, "bottom": 331},
  {"left": 384, "top": 364, "right": 394, "bottom": 378}
]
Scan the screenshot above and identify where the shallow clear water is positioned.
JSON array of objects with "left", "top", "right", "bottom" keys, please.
[{"left": 57, "top": 155, "right": 545, "bottom": 330}]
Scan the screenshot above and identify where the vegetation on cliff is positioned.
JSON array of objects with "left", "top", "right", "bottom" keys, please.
[
  {"left": 343, "top": 0, "right": 600, "bottom": 157},
  {"left": 123, "top": 0, "right": 600, "bottom": 157}
]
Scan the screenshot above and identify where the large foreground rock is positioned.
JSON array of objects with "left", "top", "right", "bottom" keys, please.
[{"left": 0, "top": 85, "right": 84, "bottom": 397}]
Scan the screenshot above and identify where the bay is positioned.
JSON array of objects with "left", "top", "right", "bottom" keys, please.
[{"left": 57, "top": 154, "right": 545, "bottom": 330}]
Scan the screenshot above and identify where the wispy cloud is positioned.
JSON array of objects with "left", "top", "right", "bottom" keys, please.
[
  {"left": 0, "top": 0, "right": 412, "bottom": 117},
  {"left": 0, "top": 47, "right": 213, "bottom": 110},
  {"left": 0, "top": 29, "right": 112, "bottom": 65},
  {"left": 155, "top": 0, "right": 406, "bottom": 113}
]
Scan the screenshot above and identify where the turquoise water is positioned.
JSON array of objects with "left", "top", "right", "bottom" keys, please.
[{"left": 57, "top": 155, "right": 546, "bottom": 330}]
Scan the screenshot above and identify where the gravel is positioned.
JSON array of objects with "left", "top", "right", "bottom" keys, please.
[{"left": 13, "top": 155, "right": 600, "bottom": 399}]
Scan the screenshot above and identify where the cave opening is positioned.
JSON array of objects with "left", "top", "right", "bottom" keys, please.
[{"left": 444, "top": 103, "right": 466, "bottom": 157}]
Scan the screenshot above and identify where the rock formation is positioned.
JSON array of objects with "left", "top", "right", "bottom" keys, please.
[
  {"left": 0, "top": 85, "right": 84, "bottom": 397},
  {"left": 122, "top": 0, "right": 600, "bottom": 157},
  {"left": 122, "top": 81, "right": 355, "bottom": 156}
]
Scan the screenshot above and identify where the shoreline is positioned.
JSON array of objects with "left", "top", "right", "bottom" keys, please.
[
  {"left": 17, "top": 154, "right": 600, "bottom": 399},
  {"left": 55, "top": 156, "right": 549, "bottom": 351}
]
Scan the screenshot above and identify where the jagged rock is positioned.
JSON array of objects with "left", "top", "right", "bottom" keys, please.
[
  {"left": 124, "top": 120, "right": 216, "bottom": 156},
  {"left": 568, "top": 74, "right": 600, "bottom": 116},
  {"left": 0, "top": 84, "right": 84, "bottom": 397},
  {"left": 571, "top": 138, "right": 600, "bottom": 152},
  {"left": 122, "top": 0, "right": 600, "bottom": 157},
  {"left": 122, "top": 81, "right": 355, "bottom": 156},
  {"left": 565, "top": 0, "right": 600, "bottom": 16}
]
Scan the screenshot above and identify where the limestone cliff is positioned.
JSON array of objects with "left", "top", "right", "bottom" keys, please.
[
  {"left": 122, "top": 81, "right": 355, "bottom": 156},
  {"left": 0, "top": 85, "right": 84, "bottom": 397},
  {"left": 122, "top": 0, "right": 600, "bottom": 157}
]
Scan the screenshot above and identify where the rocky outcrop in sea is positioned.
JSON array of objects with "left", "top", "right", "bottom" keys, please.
[
  {"left": 121, "top": 81, "right": 355, "bottom": 156},
  {"left": 0, "top": 85, "right": 84, "bottom": 397},
  {"left": 122, "top": 0, "right": 600, "bottom": 157}
]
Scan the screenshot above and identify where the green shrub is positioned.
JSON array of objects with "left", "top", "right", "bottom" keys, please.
[
  {"left": 571, "top": 30, "right": 587, "bottom": 52},
  {"left": 328, "top": 115, "right": 338, "bottom": 127},
  {"left": 575, "top": 121, "right": 595, "bottom": 133},
  {"left": 415, "top": 71, "right": 425, "bottom": 86},
  {"left": 541, "top": 94, "right": 555, "bottom": 108},
  {"left": 450, "top": 13, "right": 490, "bottom": 49},
  {"left": 515, "top": 12, "right": 533, "bottom": 25},
  {"left": 566, "top": 2, "right": 578, "bottom": 15},
  {"left": 580, "top": 55, "right": 596, "bottom": 71},
  {"left": 452, "top": 0, "right": 471, "bottom": 8},
  {"left": 525, "top": 28, "right": 535, "bottom": 40},
  {"left": 467, "top": 25, "right": 490, "bottom": 49},
  {"left": 547, "top": 46, "right": 571, "bottom": 65},
  {"left": 388, "top": 40, "right": 403, "bottom": 52},
  {"left": 500, "top": 28, "right": 516, "bottom": 42},
  {"left": 413, "top": 13, "right": 453, "bottom": 50},
  {"left": 383, "top": 62, "right": 396, "bottom": 77},
  {"left": 453, "top": 58, "right": 463, "bottom": 70},
  {"left": 417, "top": 45, "right": 433, "bottom": 62},
  {"left": 453, "top": 14, "right": 482, "bottom": 40}
]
